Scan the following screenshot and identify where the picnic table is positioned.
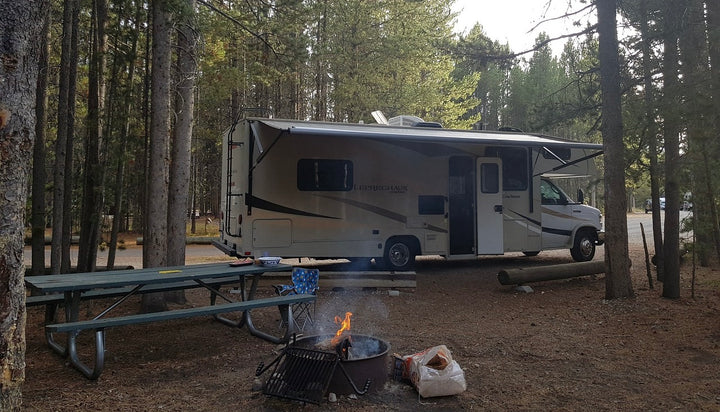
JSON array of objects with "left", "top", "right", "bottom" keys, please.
[{"left": 25, "top": 262, "right": 315, "bottom": 379}]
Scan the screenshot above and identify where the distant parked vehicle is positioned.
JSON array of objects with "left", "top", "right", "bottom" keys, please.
[{"left": 649, "top": 195, "right": 692, "bottom": 212}]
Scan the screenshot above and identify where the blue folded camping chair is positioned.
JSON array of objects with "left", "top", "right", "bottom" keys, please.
[{"left": 274, "top": 268, "right": 319, "bottom": 331}]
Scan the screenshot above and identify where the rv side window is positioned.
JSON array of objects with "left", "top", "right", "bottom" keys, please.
[
  {"left": 418, "top": 195, "right": 445, "bottom": 215},
  {"left": 485, "top": 147, "right": 527, "bottom": 191},
  {"left": 297, "top": 159, "right": 353, "bottom": 191}
]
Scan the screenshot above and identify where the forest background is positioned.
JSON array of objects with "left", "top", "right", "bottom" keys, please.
[
  {"left": 28, "top": 0, "right": 714, "bottom": 273},
  {"left": 19, "top": 0, "right": 720, "bottom": 319}
]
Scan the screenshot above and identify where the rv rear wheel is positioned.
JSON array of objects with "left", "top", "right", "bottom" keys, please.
[
  {"left": 570, "top": 229, "right": 596, "bottom": 262},
  {"left": 383, "top": 238, "right": 416, "bottom": 271},
  {"left": 523, "top": 251, "right": 540, "bottom": 257}
]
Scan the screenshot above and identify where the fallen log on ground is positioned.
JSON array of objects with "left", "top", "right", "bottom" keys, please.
[{"left": 497, "top": 261, "right": 606, "bottom": 285}]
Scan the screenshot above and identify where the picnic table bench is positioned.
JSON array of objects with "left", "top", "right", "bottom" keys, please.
[{"left": 25, "top": 262, "right": 314, "bottom": 379}]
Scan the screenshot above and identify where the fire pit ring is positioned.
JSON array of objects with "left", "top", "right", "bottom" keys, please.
[{"left": 293, "top": 334, "right": 391, "bottom": 395}]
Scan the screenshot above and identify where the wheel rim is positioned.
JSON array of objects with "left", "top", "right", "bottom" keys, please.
[
  {"left": 388, "top": 243, "right": 410, "bottom": 268},
  {"left": 579, "top": 237, "right": 594, "bottom": 258}
]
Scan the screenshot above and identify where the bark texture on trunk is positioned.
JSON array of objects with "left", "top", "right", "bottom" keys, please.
[
  {"left": 597, "top": 0, "right": 634, "bottom": 299},
  {"left": 166, "top": 0, "right": 198, "bottom": 304},
  {"left": 0, "top": 1, "right": 47, "bottom": 409},
  {"left": 662, "top": 0, "right": 683, "bottom": 298},
  {"left": 143, "top": 0, "right": 173, "bottom": 312},
  {"left": 32, "top": 9, "right": 51, "bottom": 276},
  {"left": 52, "top": 0, "right": 78, "bottom": 275},
  {"left": 168, "top": 0, "right": 197, "bottom": 267},
  {"left": 639, "top": 0, "right": 664, "bottom": 282},
  {"left": 78, "top": 0, "right": 108, "bottom": 273}
]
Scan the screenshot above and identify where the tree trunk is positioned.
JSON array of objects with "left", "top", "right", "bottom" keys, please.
[
  {"left": 597, "top": 0, "right": 634, "bottom": 299},
  {"left": 314, "top": 0, "right": 329, "bottom": 120},
  {"left": 709, "top": 0, "right": 720, "bottom": 95},
  {"left": 708, "top": 0, "right": 720, "bottom": 117},
  {"left": 32, "top": 8, "right": 51, "bottom": 276},
  {"left": 639, "top": 0, "right": 664, "bottom": 281},
  {"left": 679, "top": 0, "right": 714, "bottom": 267},
  {"left": 100, "top": 6, "right": 124, "bottom": 268},
  {"left": 108, "top": 3, "right": 143, "bottom": 270},
  {"left": 661, "top": 0, "right": 683, "bottom": 298},
  {"left": 61, "top": 3, "right": 80, "bottom": 274},
  {"left": 498, "top": 261, "right": 608, "bottom": 285},
  {"left": 230, "top": 34, "right": 240, "bottom": 120},
  {"left": 52, "top": 0, "right": 78, "bottom": 275},
  {"left": 0, "top": 1, "right": 46, "bottom": 408},
  {"left": 78, "top": 0, "right": 108, "bottom": 273},
  {"left": 140, "top": 4, "right": 152, "bottom": 250},
  {"left": 707, "top": 0, "right": 720, "bottom": 261},
  {"left": 166, "top": 0, "right": 198, "bottom": 303},
  {"left": 168, "top": 0, "right": 197, "bottom": 267},
  {"left": 676, "top": 0, "right": 717, "bottom": 289},
  {"left": 143, "top": 0, "right": 173, "bottom": 312},
  {"left": 191, "top": 160, "right": 197, "bottom": 234}
]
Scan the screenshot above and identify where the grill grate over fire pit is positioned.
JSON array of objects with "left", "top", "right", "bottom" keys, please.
[
  {"left": 257, "top": 334, "right": 390, "bottom": 404},
  {"left": 258, "top": 346, "right": 338, "bottom": 404}
]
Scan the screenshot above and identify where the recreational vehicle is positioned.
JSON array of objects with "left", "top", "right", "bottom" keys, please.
[{"left": 213, "top": 117, "right": 604, "bottom": 270}]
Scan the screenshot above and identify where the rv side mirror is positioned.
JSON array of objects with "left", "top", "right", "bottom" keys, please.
[{"left": 577, "top": 189, "right": 585, "bottom": 204}]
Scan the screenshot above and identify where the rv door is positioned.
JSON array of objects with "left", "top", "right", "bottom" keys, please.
[{"left": 476, "top": 158, "right": 503, "bottom": 254}]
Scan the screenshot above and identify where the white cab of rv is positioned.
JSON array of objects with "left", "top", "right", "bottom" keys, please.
[{"left": 213, "top": 118, "right": 604, "bottom": 270}]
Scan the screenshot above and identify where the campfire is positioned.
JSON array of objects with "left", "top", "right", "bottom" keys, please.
[
  {"left": 256, "top": 311, "right": 391, "bottom": 404},
  {"left": 332, "top": 311, "right": 352, "bottom": 346},
  {"left": 314, "top": 311, "right": 353, "bottom": 359}
]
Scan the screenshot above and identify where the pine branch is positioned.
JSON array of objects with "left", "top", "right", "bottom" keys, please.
[{"left": 196, "top": 0, "right": 278, "bottom": 58}]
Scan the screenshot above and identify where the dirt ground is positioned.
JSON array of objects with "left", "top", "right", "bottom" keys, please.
[{"left": 21, "top": 218, "right": 720, "bottom": 411}]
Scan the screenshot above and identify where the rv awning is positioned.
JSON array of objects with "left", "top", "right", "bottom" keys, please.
[{"left": 251, "top": 118, "right": 603, "bottom": 151}]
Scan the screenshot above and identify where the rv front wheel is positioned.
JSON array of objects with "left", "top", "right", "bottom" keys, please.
[
  {"left": 383, "top": 238, "right": 416, "bottom": 271},
  {"left": 570, "top": 229, "right": 596, "bottom": 262}
]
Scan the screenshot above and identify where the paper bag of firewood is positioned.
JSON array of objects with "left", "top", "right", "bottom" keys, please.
[{"left": 402, "top": 345, "right": 467, "bottom": 397}]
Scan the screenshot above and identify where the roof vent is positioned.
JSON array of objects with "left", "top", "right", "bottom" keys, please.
[
  {"left": 412, "top": 121, "right": 442, "bottom": 128},
  {"left": 388, "top": 115, "right": 425, "bottom": 126}
]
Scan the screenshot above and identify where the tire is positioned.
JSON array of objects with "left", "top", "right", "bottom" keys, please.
[
  {"left": 383, "top": 238, "right": 416, "bottom": 271},
  {"left": 570, "top": 229, "right": 596, "bottom": 262},
  {"left": 522, "top": 251, "right": 540, "bottom": 257}
]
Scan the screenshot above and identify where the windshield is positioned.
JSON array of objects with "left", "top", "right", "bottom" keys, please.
[{"left": 540, "top": 179, "right": 573, "bottom": 205}]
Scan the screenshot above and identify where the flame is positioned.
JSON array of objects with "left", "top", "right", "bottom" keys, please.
[{"left": 331, "top": 311, "right": 352, "bottom": 346}]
